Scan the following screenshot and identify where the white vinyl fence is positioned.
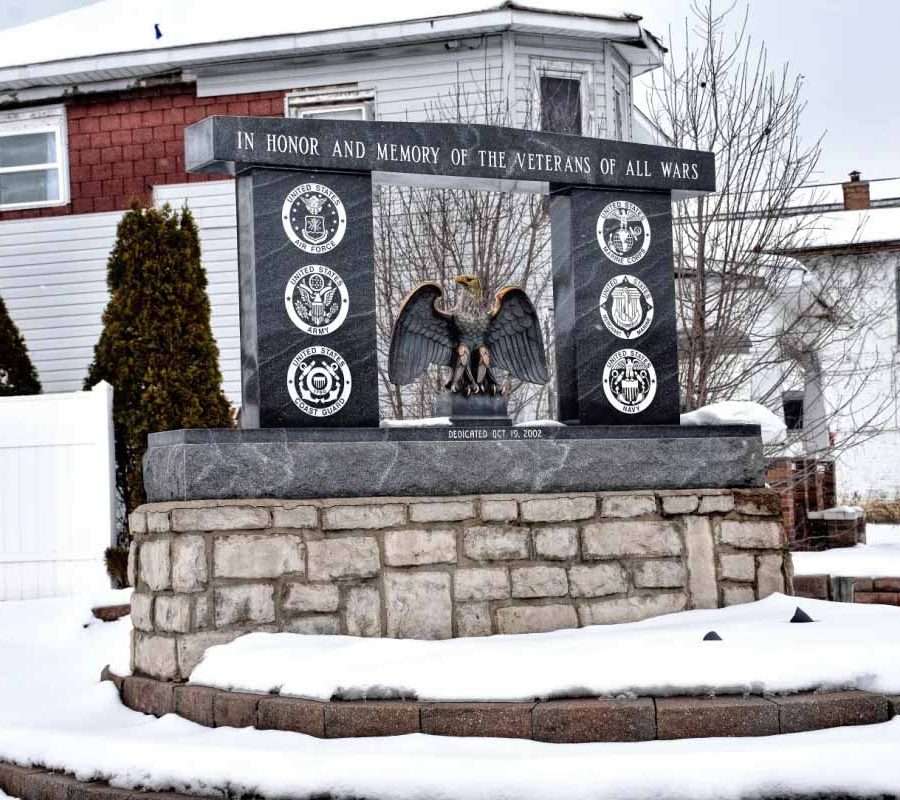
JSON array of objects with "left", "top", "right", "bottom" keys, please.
[{"left": 0, "top": 382, "right": 115, "bottom": 601}]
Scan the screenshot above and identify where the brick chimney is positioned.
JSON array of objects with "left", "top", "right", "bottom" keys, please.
[{"left": 842, "top": 170, "right": 870, "bottom": 210}]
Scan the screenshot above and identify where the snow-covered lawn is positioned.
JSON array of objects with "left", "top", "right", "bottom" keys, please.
[
  {"left": 793, "top": 524, "right": 900, "bottom": 578},
  {"left": 1, "top": 592, "right": 900, "bottom": 799}
]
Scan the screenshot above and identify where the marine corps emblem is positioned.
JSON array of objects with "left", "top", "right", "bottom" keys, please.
[
  {"left": 282, "top": 183, "right": 347, "bottom": 254},
  {"left": 287, "top": 346, "right": 352, "bottom": 417},
  {"left": 599, "top": 274, "right": 654, "bottom": 339},
  {"left": 602, "top": 348, "right": 657, "bottom": 414},
  {"left": 284, "top": 265, "right": 349, "bottom": 335},
  {"left": 596, "top": 200, "right": 651, "bottom": 266}
]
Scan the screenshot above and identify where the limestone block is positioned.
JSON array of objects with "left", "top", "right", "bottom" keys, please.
[
  {"left": 719, "top": 520, "right": 783, "bottom": 549},
  {"left": 632, "top": 559, "right": 687, "bottom": 589},
  {"left": 454, "top": 568, "right": 510, "bottom": 601},
  {"left": 520, "top": 496, "right": 596, "bottom": 523},
  {"left": 322, "top": 504, "right": 405, "bottom": 530},
  {"left": 511, "top": 566, "right": 568, "bottom": 598},
  {"left": 133, "top": 632, "right": 177, "bottom": 680},
  {"left": 172, "top": 535, "right": 207, "bottom": 593},
  {"left": 284, "top": 615, "right": 341, "bottom": 635},
  {"left": 214, "top": 584, "right": 275, "bottom": 627},
  {"left": 130, "top": 592, "right": 154, "bottom": 631},
  {"left": 129, "top": 511, "right": 147, "bottom": 535},
  {"left": 146, "top": 511, "right": 171, "bottom": 533},
  {"left": 283, "top": 582, "right": 340, "bottom": 613},
  {"left": 567, "top": 564, "right": 627, "bottom": 598},
  {"left": 756, "top": 554, "right": 786, "bottom": 598},
  {"left": 214, "top": 534, "right": 304, "bottom": 580},
  {"left": 723, "top": 585, "right": 756, "bottom": 606},
  {"left": 154, "top": 594, "right": 192, "bottom": 633},
  {"left": 577, "top": 593, "right": 686, "bottom": 626},
  {"left": 193, "top": 594, "right": 211, "bottom": 630},
  {"left": 684, "top": 516, "right": 718, "bottom": 609},
  {"left": 384, "top": 529, "right": 456, "bottom": 566},
  {"left": 172, "top": 505, "right": 269, "bottom": 532},
  {"left": 582, "top": 521, "right": 681, "bottom": 559},
  {"left": 272, "top": 504, "right": 318, "bottom": 529},
  {"left": 480, "top": 499, "right": 518, "bottom": 522},
  {"left": 307, "top": 537, "right": 380, "bottom": 580},
  {"left": 463, "top": 526, "right": 529, "bottom": 561},
  {"left": 409, "top": 501, "right": 475, "bottom": 523},
  {"left": 384, "top": 571, "right": 452, "bottom": 639},
  {"left": 456, "top": 603, "right": 492, "bottom": 636},
  {"left": 140, "top": 539, "right": 171, "bottom": 591},
  {"left": 495, "top": 604, "right": 578, "bottom": 634},
  {"left": 533, "top": 527, "right": 578, "bottom": 560},
  {"left": 176, "top": 631, "right": 242, "bottom": 678},
  {"left": 661, "top": 495, "right": 700, "bottom": 515},
  {"left": 345, "top": 584, "right": 382, "bottom": 637},
  {"left": 720, "top": 553, "right": 756, "bottom": 582},
  {"left": 127, "top": 542, "right": 138, "bottom": 587},
  {"left": 698, "top": 494, "right": 735, "bottom": 514},
  {"left": 733, "top": 491, "right": 781, "bottom": 516},
  {"left": 601, "top": 494, "right": 656, "bottom": 518}
]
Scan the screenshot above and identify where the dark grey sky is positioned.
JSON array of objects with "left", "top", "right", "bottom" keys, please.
[{"left": 1, "top": 0, "right": 896, "bottom": 184}]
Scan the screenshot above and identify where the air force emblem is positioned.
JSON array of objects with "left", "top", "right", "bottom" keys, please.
[
  {"left": 282, "top": 183, "right": 347, "bottom": 254},
  {"left": 599, "top": 274, "right": 654, "bottom": 339}
]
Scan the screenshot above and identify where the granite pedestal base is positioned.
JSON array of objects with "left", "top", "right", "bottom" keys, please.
[{"left": 143, "top": 424, "right": 763, "bottom": 502}]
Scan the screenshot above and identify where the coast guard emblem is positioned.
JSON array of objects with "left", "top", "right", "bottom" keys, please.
[
  {"left": 596, "top": 201, "right": 651, "bottom": 266},
  {"left": 602, "top": 348, "right": 657, "bottom": 414},
  {"left": 282, "top": 183, "right": 347, "bottom": 254},
  {"left": 284, "top": 265, "right": 349, "bottom": 335},
  {"left": 599, "top": 274, "right": 654, "bottom": 339},
  {"left": 287, "top": 346, "right": 352, "bottom": 417}
]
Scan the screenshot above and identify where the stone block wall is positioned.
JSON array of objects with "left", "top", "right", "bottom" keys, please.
[{"left": 128, "top": 488, "right": 790, "bottom": 681}]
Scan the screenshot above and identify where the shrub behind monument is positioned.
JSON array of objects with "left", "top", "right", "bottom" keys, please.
[
  {"left": 0, "top": 292, "right": 41, "bottom": 396},
  {"left": 86, "top": 202, "right": 232, "bottom": 560}
]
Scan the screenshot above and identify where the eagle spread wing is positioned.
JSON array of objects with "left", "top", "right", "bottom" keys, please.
[
  {"left": 486, "top": 287, "right": 549, "bottom": 384},
  {"left": 388, "top": 282, "right": 457, "bottom": 385}
]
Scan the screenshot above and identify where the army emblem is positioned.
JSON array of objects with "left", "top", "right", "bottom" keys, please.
[
  {"left": 282, "top": 183, "right": 347, "bottom": 254},
  {"left": 287, "top": 346, "right": 352, "bottom": 417},
  {"left": 602, "top": 348, "right": 657, "bottom": 414},
  {"left": 599, "top": 274, "right": 654, "bottom": 339},
  {"left": 596, "top": 200, "right": 651, "bottom": 266},
  {"left": 284, "top": 265, "right": 349, "bottom": 335}
]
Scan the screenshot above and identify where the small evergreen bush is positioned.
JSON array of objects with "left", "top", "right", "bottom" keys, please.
[
  {"left": 0, "top": 293, "right": 41, "bottom": 396},
  {"left": 86, "top": 201, "right": 233, "bottom": 542}
]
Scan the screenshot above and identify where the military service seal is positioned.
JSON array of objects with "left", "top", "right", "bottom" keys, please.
[
  {"left": 598, "top": 274, "right": 654, "bottom": 339},
  {"left": 602, "top": 348, "right": 657, "bottom": 414},
  {"left": 284, "top": 265, "right": 349, "bottom": 335},
  {"left": 282, "top": 183, "right": 347, "bottom": 254},
  {"left": 596, "top": 200, "right": 651, "bottom": 266},
  {"left": 287, "top": 346, "right": 352, "bottom": 417}
]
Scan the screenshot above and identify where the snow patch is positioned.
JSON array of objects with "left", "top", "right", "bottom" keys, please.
[
  {"left": 793, "top": 524, "right": 900, "bottom": 578},
  {"left": 680, "top": 400, "right": 786, "bottom": 444},
  {"left": 380, "top": 417, "right": 451, "bottom": 427}
]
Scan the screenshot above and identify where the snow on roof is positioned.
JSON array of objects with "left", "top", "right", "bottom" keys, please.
[
  {"left": 801, "top": 206, "right": 900, "bottom": 249},
  {"left": 0, "top": 0, "right": 637, "bottom": 72}
]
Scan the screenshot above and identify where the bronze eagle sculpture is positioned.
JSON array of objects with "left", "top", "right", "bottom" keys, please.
[{"left": 388, "top": 274, "right": 549, "bottom": 396}]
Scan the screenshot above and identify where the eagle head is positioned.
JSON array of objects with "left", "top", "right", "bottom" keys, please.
[{"left": 454, "top": 274, "right": 483, "bottom": 295}]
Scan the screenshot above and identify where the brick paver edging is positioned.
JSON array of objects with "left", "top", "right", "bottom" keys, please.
[{"left": 104, "top": 668, "right": 900, "bottom": 743}]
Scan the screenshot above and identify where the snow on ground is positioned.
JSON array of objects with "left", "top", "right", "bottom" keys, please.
[
  {"left": 680, "top": 401, "right": 786, "bottom": 444},
  {"left": 190, "top": 593, "right": 900, "bottom": 701},
  {"left": 793, "top": 525, "right": 900, "bottom": 578},
  {"left": 2, "top": 592, "right": 900, "bottom": 798}
]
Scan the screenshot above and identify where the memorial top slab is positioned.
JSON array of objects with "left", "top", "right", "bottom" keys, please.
[{"left": 185, "top": 116, "right": 716, "bottom": 195}]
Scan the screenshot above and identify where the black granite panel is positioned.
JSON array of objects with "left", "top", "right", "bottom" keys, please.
[
  {"left": 185, "top": 116, "right": 716, "bottom": 195},
  {"left": 238, "top": 168, "right": 378, "bottom": 428}
]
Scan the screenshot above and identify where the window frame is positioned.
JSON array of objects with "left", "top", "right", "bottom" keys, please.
[
  {"left": 0, "top": 104, "right": 70, "bottom": 212},
  {"left": 530, "top": 59, "right": 594, "bottom": 137},
  {"left": 284, "top": 87, "right": 375, "bottom": 121}
]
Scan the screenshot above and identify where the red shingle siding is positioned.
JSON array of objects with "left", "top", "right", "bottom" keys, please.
[{"left": 0, "top": 83, "right": 284, "bottom": 221}]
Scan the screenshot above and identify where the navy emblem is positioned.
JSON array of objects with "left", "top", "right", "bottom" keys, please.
[
  {"left": 596, "top": 201, "right": 651, "bottom": 266},
  {"left": 602, "top": 348, "right": 657, "bottom": 414},
  {"left": 282, "top": 183, "right": 347, "bottom": 254},
  {"left": 284, "top": 265, "right": 349, "bottom": 335},
  {"left": 599, "top": 274, "right": 654, "bottom": 339},
  {"left": 287, "top": 346, "right": 352, "bottom": 417}
]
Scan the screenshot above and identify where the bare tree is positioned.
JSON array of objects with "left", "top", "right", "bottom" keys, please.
[{"left": 646, "top": 1, "right": 895, "bottom": 460}]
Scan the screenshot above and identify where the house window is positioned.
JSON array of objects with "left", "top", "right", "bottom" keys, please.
[
  {"left": 286, "top": 87, "right": 374, "bottom": 121},
  {"left": 613, "top": 87, "right": 625, "bottom": 140},
  {"left": 783, "top": 391, "right": 804, "bottom": 430},
  {"left": 0, "top": 105, "right": 68, "bottom": 211},
  {"left": 539, "top": 76, "right": 582, "bottom": 135}
]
